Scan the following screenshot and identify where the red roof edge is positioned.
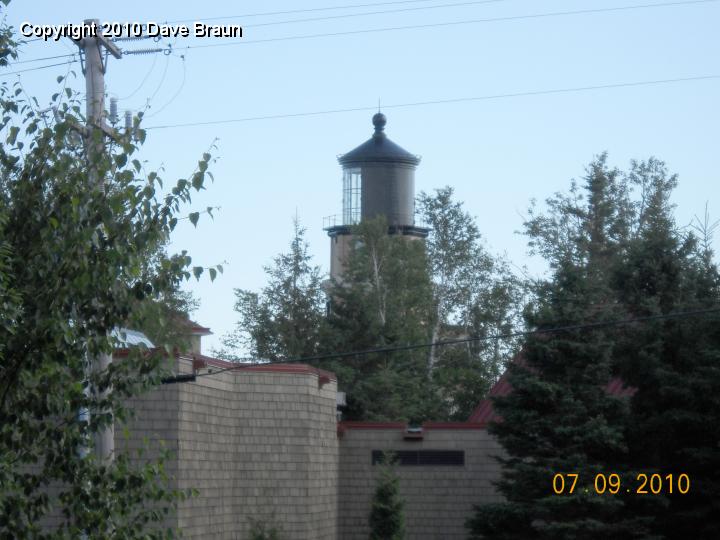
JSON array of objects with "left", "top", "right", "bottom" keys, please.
[
  {"left": 468, "top": 353, "right": 637, "bottom": 424},
  {"left": 339, "top": 422, "right": 407, "bottom": 430},
  {"left": 422, "top": 421, "right": 486, "bottom": 430},
  {"left": 337, "top": 421, "right": 487, "bottom": 432},
  {"left": 185, "top": 320, "right": 212, "bottom": 336}
]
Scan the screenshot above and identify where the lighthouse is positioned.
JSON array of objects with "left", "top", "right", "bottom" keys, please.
[{"left": 325, "top": 113, "right": 429, "bottom": 281}]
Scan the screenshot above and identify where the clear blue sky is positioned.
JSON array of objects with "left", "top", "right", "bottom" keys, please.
[{"left": 6, "top": 0, "right": 719, "bottom": 353}]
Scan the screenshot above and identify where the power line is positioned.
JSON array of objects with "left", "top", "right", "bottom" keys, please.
[
  {"left": 174, "top": 0, "right": 719, "bottom": 52},
  {"left": 195, "top": 307, "right": 720, "bottom": 378},
  {"left": 145, "top": 55, "right": 187, "bottom": 118},
  {"left": 118, "top": 53, "right": 159, "bottom": 100},
  {"left": 166, "top": 0, "right": 476, "bottom": 24},
  {"left": 13, "top": 0, "right": 715, "bottom": 68},
  {"left": 0, "top": 59, "right": 77, "bottom": 78},
  {"left": 11, "top": 52, "right": 76, "bottom": 65},
  {"left": 142, "top": 53, "right": 171, "bottom": 110},
  {"left": 13, "top": 1, "right": 467, "bottom": 65},
  {"left": 9, "top": 0, "right": 500, "bottom": 67},
  {"left": 145, "top": 73, "right": 720, "bottom": 129},
  {"left": 242, "top": 0, "right": 508, "bottom": 29}
]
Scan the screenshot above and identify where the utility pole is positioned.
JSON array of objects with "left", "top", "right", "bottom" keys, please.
[{"left": 76, "top": 19, "right": 122, "bottom": 465}]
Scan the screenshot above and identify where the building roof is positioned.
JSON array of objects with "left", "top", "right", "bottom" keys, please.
[
  {"left": 338, "top": 113, "right": 420, "bottom": 167},
  {"left": 468, "top": 355, "right": 636, "bottom": 424},
  {"left": 180, "top": 319, "right": 213, "bottom": 336}
]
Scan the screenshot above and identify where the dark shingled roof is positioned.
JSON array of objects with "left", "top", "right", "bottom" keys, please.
[{"left": 338, "top": 113, "right": 420, "bottom": 167}]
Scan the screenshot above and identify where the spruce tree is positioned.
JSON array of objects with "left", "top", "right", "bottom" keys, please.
[
  {"left": 217, "top": 218, "right": 328, "bottom": 361},
  {"left": 612, "top": 159, "right": 720, "bottom": 539},
  {"left": 468, "top": 156, "right": 720, "bottom": 539},
  {"left": 469, "top": 156, "right": 650, "bottom": 538},
  {"left": 369, "top": 458, "right": 405, "bottom": 540}
]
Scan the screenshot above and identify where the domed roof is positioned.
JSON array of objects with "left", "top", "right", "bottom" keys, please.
[{"left": 338, "top": 113, "right": 420, "bottom": 167}]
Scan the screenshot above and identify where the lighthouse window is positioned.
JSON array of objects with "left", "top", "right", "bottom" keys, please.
[{"left": 342, "top": 168, "right": 361, "bottom": 225}]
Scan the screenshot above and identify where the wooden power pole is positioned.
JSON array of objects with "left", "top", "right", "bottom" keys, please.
[{"left": 77, "top": 19, "right": 122, "bottom": 464}]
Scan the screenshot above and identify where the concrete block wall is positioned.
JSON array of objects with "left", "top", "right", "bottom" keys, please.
[
  {"left": 337, "top": 424, "right": 503, "bottom": 539},
  {"left": 118, "top": 358, "right": 339, "bottom": 539}
]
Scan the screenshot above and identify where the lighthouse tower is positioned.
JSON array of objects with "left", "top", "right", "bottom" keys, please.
[{"left": 325, "top": 113, "right": 428, "bottom": 281}]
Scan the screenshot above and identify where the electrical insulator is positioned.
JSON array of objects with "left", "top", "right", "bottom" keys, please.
[{"left": 109, "top": 97, "right": 118, "bottom": 124}]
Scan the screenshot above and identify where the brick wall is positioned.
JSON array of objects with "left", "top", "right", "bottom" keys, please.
[{"left": 337, "top": 423, "right": 503, "bottom": 539}]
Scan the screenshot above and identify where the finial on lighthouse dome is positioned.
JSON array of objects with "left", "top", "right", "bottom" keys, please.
[
  {"left": 372, "top": 112, "right": 387, "bottom": 135},
  {"left": 338, "top": 112, "right": 419, "bottom": 166}
]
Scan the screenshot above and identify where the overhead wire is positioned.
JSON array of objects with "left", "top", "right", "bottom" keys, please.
[
  {"left": 194, "top": 307, "right": 720, "bottom": 378},
  {"left": 10, "top": 0, "right": 501, "bottom": 67},
  {"left": 11, "top": 0, "right": 716, "bottom": 67},
  {"left": 145, "top": 54, "right": 186, "bottom": 118},
  {"left": 145, "top": 74, "right": 720, "bottom": 129},
  {"left": 139, "top": 52, "right": 171, "bottom": 113},
  {"left": 11, "top": 52, "right": 76, "bottom": 65},
  {"left": 0, "top": 59, "right": 78, "bottom": 78},
  {"left": 172, "top": 0, "right": 720, "bottom": 52},
  {"left": 118, "top": 52, "right": 159, "bottom": 100},
  {"left": 165, "top": 0, "right": 478, "bottom": 24},
  {"left": 241, "top": 0, "right": 509, "bottom": 29}
]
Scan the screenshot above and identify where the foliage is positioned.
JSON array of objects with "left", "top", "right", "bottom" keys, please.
[
  {"left": 0, "top": 19, "right": 215, "bottom": 537},
  {"left": 468, "top": 155, "right": 720, "bottom": 539},
  {"left": 223, "top": 189, "right": 526, "bottom": 422},
  {"left": 128, "top": 237, "right": 201, "bottom": 349},
  {"left": 369, "top": 455, "right": 405, "bottom": 540},
  {"left": 216, "top": 218, "right": 327, "bottom": 361},
  {"left": 326, "top": 216, "right": 435, "bottom": 422},
  {"left": 418, "top": 187, "right": 524, "bottom": 420},
  {"left": 247, "top": 517, "right": 282, "bottom": 540}
]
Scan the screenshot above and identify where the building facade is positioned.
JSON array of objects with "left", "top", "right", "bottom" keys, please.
[{"left": 117, "top": 351, "right": 503, "bottom": 539}]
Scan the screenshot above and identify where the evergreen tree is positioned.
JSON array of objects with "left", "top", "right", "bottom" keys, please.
[
  {"left": 612, "top": 159, "right": 720, "bottom": 539},
  {"left": 369, "top": 457, "right": 405, "bottom": 540},
  {"left": 469, "top": 155, "right": 720, "bottom": 538},
  {"left": 469, "top": 156, "right": 651, "bottom": 538},
  {"left": 216, "top": 218, "right": 327, "bottom": 361}
]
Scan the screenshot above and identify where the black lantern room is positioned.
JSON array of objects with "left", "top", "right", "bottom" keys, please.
[{"left": 325, "top": 113, "right": 429, "bottom": 280}]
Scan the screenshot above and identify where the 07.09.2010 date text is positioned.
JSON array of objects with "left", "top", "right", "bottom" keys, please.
[{"left": 552, "top": 473, "right": 690, "bottom": 495}]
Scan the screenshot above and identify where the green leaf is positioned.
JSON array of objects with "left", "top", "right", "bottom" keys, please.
[
  {"left": 7, "top": 126, "right": 19, "bottom": 145},
  {"left": 192, "top": 266, "right": 203, "bottom": 280},
  {"left": 188, "top": 212, "right": 199, "bottom": 227},
  {"left": 209, "top": 268, "right": 217, "bottom": 282},
  {"left": 191, "top": 172, "right": 204, "bottom": 191}
]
